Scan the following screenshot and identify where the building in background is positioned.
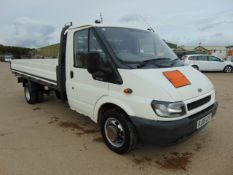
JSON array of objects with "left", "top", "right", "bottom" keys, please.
[
  {"left": 174, "top": 45, "right": 227, "bottom": 59},
  {"left": 202, "top": 46, "right": 227, "bottom": 59},
  {"left": 226, "top": 45, "right": 233, "bottom": 62}
]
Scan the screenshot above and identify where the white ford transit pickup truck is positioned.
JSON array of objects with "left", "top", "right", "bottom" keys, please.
[{"left": 11, "top": 23, "right": 218, "bottom": 154}]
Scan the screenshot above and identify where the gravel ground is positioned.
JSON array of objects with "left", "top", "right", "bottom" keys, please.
[{"left": 0, "top": 62, "right": 232, "bottom": 175}]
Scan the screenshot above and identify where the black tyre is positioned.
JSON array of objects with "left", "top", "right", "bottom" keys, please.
[
  {"left": 55, "top": 91, "right": 61, "bottom": 99},
  {"left": 223, "top": 65, "right": 233, "bottom": 73},
  {"left": 100, "top": 108, "right": 137, "bottom": 154},
  {"left": 192, "top": 65, "right": 199, "bottom": 70},
  {"left": 36, "top": 90, "right": 44, "bottom": 103},
  {"left": 24, "top": 81, "right": 37, "bottom": 104},
  {"left": 36, "top": 84, "right": 44, "bottom": 103}
]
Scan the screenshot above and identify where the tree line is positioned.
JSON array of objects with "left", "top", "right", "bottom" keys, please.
[{"left": 0, "top": 44, "right": 34, "bottom": 59}]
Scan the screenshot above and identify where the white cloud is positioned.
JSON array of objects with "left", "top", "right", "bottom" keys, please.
[
  {"left": 203, "top": 33, "right": 233, "bottom": 46},
  {"left": 0, "top": 0, "right": 233, "bottom": 47},
  {"left": 198, "top": 21, "right": 233, "bottom": 31},
  {"left": 7, "top": 17, "right": 56, "bottom": 48},
  {"left": 172, "top": 33, "right": 233, "bottom": 46},
  {"left": 119, "top": 14, "right": 145, "bottom": 23}
]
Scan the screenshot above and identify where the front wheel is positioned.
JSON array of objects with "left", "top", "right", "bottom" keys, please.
[
  {"left": 100, "top": 108, "right": 137, "bottom": 154},
  {"left": 224, "top": 65, "right": 233, "bottom": 73}
]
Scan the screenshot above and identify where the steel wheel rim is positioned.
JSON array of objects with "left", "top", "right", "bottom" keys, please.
[
  {"left": 104, "top": 117, "right": 125, "bottom": 148},
  {"left": 25, "top": 87, "right": 30, "bottom": 101}
]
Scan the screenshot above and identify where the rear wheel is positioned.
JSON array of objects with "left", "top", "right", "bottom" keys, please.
[
  {"left": 24, "top": 81, "right": 44, "bottom": 104},
  {"left": 36, "top": 90, "right": 44, "bottom": 103},
  {"left": 24, "top": 82, "right": 37, "bottom": 104},
  {"left": 223, "top": 65, "right": 233, "bottom": 73},
  {"left": 100, "top": 108, "right": 137, "bottom": 154}
]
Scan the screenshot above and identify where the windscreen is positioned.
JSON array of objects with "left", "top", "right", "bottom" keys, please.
[{"left": 98, "top": 27, "right": 177, "bottom": 63}]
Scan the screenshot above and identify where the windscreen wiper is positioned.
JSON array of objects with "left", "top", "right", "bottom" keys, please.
[
  {"left": 137, "top": 58, "right": 171, "bottom": 68},
  {"left": 169, "top": 58, "right": 179, "bottom": 65}
]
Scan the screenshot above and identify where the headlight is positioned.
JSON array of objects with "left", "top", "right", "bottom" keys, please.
[{"left": 151, "top": 100, "right": 186, "bottom": 118}]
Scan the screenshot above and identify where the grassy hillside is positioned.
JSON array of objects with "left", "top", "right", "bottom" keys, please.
[{"left": 36, "top": 44, "right": 59, "bottom": 58}]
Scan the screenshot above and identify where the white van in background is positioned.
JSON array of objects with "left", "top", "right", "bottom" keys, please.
[{"left": 183, "top": 54, "right": 233, "bottom": 73}]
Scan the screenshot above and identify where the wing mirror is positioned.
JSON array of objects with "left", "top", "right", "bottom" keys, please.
[
  {"left": 86, "top": 52, "right": 113, "bottom": 74},
  {"left": 86, "top": 52, "right": 101, "bottom": 74}
]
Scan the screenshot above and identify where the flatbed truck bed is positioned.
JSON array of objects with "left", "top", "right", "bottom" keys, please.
[{"left": 11, "top": 58, "right": 58, "bottom": 86}]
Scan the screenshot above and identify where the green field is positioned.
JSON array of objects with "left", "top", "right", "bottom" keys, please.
[{"left": 36, "top": 44, "right": 59, "bottom": 58}]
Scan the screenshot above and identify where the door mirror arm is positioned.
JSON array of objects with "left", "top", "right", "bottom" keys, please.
[{"left": 86, "top": 52, "right": 100, "bottom": 74}]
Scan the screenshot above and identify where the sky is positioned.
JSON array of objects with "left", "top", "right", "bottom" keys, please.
[{"left": 0, "top": 0, "right": 233, "bottom": 48}]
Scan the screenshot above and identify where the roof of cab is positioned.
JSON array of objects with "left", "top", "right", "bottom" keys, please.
[
  {"left": 69, "top": 24, "right": 93, "bottom": 30},
  {"left": 69, "top": 24, "right": 150, "bottom": 32}
]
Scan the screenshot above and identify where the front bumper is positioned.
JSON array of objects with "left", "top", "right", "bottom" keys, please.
[{"left": 130, "top": 102, "right": 218, "bottom": 145}]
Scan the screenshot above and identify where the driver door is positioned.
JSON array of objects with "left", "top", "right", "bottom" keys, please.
[{"left": 66, "top": 28, "right": 109, "bottom": 118}]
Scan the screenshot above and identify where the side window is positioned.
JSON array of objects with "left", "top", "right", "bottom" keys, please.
[
  {"left": 74, "top": 29, "right": 88, "bottom": 68},
  {"left": 189, "top": 56, "right": 197, "bottom": 60},
  {"left": 89, "top": 29, "right": 107, "bottom": 62},
  {"left": 209, "top": 56, "right": 221, "bottom": 62},
  {"left": 198, "top": 56, "right": 208, "bottom": 61}
]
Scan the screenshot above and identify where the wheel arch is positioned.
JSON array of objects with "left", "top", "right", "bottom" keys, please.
[
  {"left": 192, "top": 65, "right": 199, "bottom": 69},
  {"left": 94, "top": 97, "right": 135, "bottom": 124}
]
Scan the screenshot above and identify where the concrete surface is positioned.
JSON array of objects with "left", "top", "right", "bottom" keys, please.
[{"left": 0, "top": 62, "right": 232, "bottom": 175}]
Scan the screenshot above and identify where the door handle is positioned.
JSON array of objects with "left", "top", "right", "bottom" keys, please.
[{"left": 70, "top": 71, "right": 74, "bottom": 78}]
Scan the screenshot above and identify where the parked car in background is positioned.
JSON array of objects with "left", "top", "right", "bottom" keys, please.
[{"left": 182, "top": 54, "right": 233, "bottom": 73}]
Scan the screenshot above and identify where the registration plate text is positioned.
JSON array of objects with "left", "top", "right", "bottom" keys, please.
[{"left": 197, "top": 113, "right": 212, "bottom": 129}]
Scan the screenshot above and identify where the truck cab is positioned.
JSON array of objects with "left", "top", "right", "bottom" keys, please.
[{"left": 11, "top": 24, "right": 218, "bottom": 154}]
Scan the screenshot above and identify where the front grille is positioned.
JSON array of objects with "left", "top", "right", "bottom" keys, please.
[
  {"left": 188, "top": 104, "right": 214, "bottom": 120},
  {"left": 187, "top": 95, "right": 211, "bottom": 111}
]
